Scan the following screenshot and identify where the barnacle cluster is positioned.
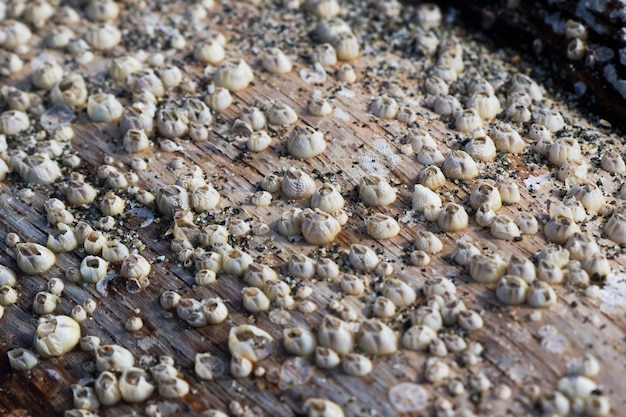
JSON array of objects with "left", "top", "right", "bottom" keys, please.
[{"left": 0, "top": 1, "right": 622, "bottom": 417}]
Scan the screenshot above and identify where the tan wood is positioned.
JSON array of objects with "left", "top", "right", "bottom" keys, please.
[{"left": 0, "top": 2, "right": 625, "bottom": 417}]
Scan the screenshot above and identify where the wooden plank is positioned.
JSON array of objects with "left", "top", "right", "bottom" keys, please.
[{"left": 0, "top": 2, "right": 625, "bottom": 417}]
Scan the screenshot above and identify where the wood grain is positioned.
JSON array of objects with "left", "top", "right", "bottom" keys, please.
[{"left": 0, "top": 2, "right": 625, "bottom": 417}]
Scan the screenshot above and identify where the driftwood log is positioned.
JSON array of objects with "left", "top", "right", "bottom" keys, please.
[{"left": 0, "top": 1, "right": 625, "bottom": 417}]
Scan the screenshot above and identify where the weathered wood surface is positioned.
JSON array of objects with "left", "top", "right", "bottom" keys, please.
[{"left": 0, "top": 1, "right": 625, "bottom": 417}]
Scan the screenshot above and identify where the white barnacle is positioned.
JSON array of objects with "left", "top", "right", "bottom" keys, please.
[
  {"left": 8, "top": 348, "right": 39, "bottom": 371},
  {"left": 406, "top": 129, "right": 437, "bottom": 154},
  {"left": 359, "top": 175, "right": 396, "bottom": 206},
  {"left": 32, "top": 60, "right": 64, "bottom": 90},
  {"left": 381, "top": 278, "right": 416, "bottom": 307},
  {"left": 496, "top": 275, "right": 529, "bottom": 305},
  {"left": 71, "top": 385, "right": 99, "bottom": 412},
  {"left": 262, "top": 47, "right": 292, "bottom": 74},
  {"left": 318, "top": 315, "right": 354, "bottom": 354},
  {"left": 204, "top": 87, "right": 232, "bottom": 112},
  {"left": 315, "top": 17, "right": 351, "bottom": 43},
  {"left": 442, "top": 150, "right": 478, "bottom": 180},
  {"left": 267, "top": 101, "right": 298, "bottom": 125},
  {"left": 33, "top": 315, "right": 81, "bottom": 358},
  {"left": 349, "top": 244, "right": 379, "bottom": 272},
  {"left": 402, "top": 325, "right": 437, "bottom": 351},
  {"left": 120, "top": 254, "right": 151, "bottom": 280},
  {"left": 314, "top": 347, "right": 341, "bottom": 370},
  {"left": 450, "top": 241, "right": 480, "bottom": 266},
  {"left": 84, "top": 23, "right": 121, "bottom": 50},
  {"left": 370, "top": 95, "right": 399, "bottom": 119},
  {"left": 467, "top": 91, "right": 501, "bottom": 120},
  {"left": 424, "top": 75, "right": 449, "bottom": 96},
  {"left": 316, "top": 258, "right": 340, "bottom": 281},
  {"left": 50, "top": 74, "right": 88, "bottom": 108},
  {"left": 80, "top": 256, "right": 109, "bottom": 284},
  {"left": 281, "top": 168, "right": 316, "bottom": 201},
  {"left": 287, "top": 125, "right": 326, "bottom": 159},
  {"left": 108, "top": 56, "right": 143, "bottom": 82},
  {"left": 202, "top": 298, "right": 228, "bottom": 324},
  {"left": 191, "top": 184, "right": 221, "bottom": 212},
  {"left": 536, "top": 260, "right": 564, "bottom": 285},
  {"left": 308, "top": 97, "right": 333, "bottom": 116},
  {"left": 122, "top": 128, "right": 150, "bottom": 153},
  {"left": 157, "top": 185, "right": 190, "bottom": 218},
  {"left": 491, "top": 122, "right": 525, "bottom": 153},
  {"left": 416, "top": 145, "right": 445, "bottom": 166},
  {"left": 47, "top": 224, "right": 78, "bottom": 253},
  {"left": 454, "top": 108, "right": 482, "bottom": 133},
  {"left": 527, "top": 280, "right": 557, "bottom": 308},
  {"left": 533, "top": 106, "right": 565, "bottom": 132},
  {"left": 95, "top": 371, "right": 121, "bottom": 406},
  {"left": 604, "top": 212, "right": 626, "bottom": 244},
  {"left": 333, "top": 31, "right": 359, "bottom": 61},
  {"left": 600, "top": 150, "right": 625, "bottom": 173},
  {"left": 247, "top": 131, "right": 272, "bottom": 152},
  {"left": 228, "top": 325, "right": 274, "bottom": 362},
  {"left": 311, "top": 183, "right": 344, "bottom": 213},
  {"left": 366, "top": 213, "right": 400, "bottom": 240},
  {"left": 0, "top": 20, "right": 32, "bottom": 51},
  {"left": 16, "top": 242, "right": 56, "bottom": 275},
  {"left": 155, "top": 108, "right": 189, "bottom": 138},
  {"left": 431, "top": 94, "right": 461, "bottom": 116},
  {"left": 340, "top": 274, "right": 364, "bottom": 296},
  {"left": 284, "top": 327, "right": 317, "bottom": 356},
  {"left": 506, "top": 102, "right": 531, "bottom": 122},
  {"left": 300, "top": 209, "right": 342, "bottom": 245},
  {"left": 119, "top": 367, "right": 154, "bottom": 403},
  {"left": 549, "top": 137, "right": 582, "bottom": 167},
  {"left": 357, "top": 319, "right": 397, "bottom": 355},
  {"left": 544, "top": 215, "right": 580, "bottom": 244},
  {"left": 414, "top": 230, "right": 443, "bottom": 254},
  {"left": 490, "top": 214, "right": 521, "bottom": 240},
  {"left": 342, "top": 353, "right": 372, "bottom": 376},
  {"left": 222, "top": 249, "right": 253, "bottom": 276},
  {"left": 214, "top": 58, "right": 254, "bottom": 92},
  {"left": 438, "top": 203, "right": 469, "bottom": 232},
  {"left": 87, "top": 93, "right": 123, "bottom": 123},
  {"left": 412, "top": 186, "right": 443, "bottom": 220},
  {"left": 507, "top": 255, "right": 536, "bottom": 282},
  {"left": 311, "top": 43, "right": 337, "bottom": 66},
  {"left": 568, "top": 181, "right": 605, "bottom": 214},
  {"left": 0, "top": 285, "right": 17, "bottom": 306},
  {"left": 469, "top": 252, "right": 507, "bottom": 283},
  {"left": 411, "top": 307, "right": 442, "bottom": 331},
  {"left": 195, "top": 39, "right": 225, "bottom": 64},
  {"left": 509, "top": 73, "right": 543, "bottom": 101},
  {"left": 417, "top": 165, "right": 446, "bottom": 190},
  {"left": 469, "top": 181, "right": 502, "bottom": 212},
  {"left": 303, "top": 398, "right": 345, "bottom": 417}
]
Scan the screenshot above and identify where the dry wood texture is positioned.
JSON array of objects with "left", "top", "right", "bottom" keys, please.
[{"left": 0, "top": 1, "right": 625, "bottom": 417}]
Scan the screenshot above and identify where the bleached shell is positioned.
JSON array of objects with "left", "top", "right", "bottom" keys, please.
[
  {"left": 359, "top": 175, "right": 396, "bottom": 206},
  {"left": 282, "top": 167, "right": 316, "bottom": 200},
  {"left": 287, "top": 126, "right": 326, "bottom": 159},
  {"left": 214, "top": 58, "right": 254, "bottom": 92},
  {"left": 228, "top": 325, "right": 274, "bottom": 362},
  {"left": 301, "top": 209, "right": 342, "bottom": 245},
  {"left": 412, "top": 184, "right": 442, "bottom": 212},
  {"left": 311, "top": 183, "right": 344, "bottom": 213},
  {"left": 33, "top": 315, "right": 81, "bottom": 358},
  {"left": 366, "top": 214, "right": 400, "bottom": 239}
]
